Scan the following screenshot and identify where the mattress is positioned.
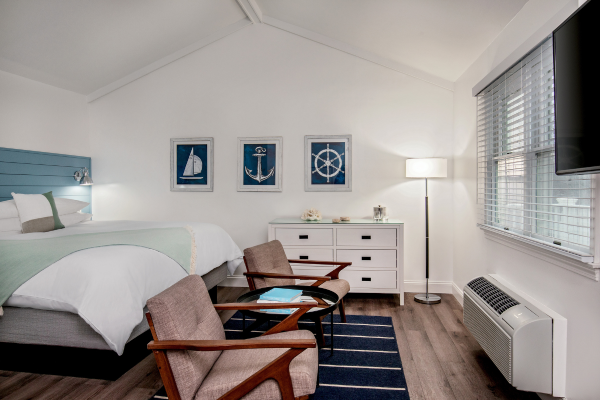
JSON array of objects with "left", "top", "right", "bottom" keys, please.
[
  {"left": 0, "top": 263, "right": 228, "bottom": 350},
  {"left": 0, "top": 220, "right": 243, "bottom": 353}
]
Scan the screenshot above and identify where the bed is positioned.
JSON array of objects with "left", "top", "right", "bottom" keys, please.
[{"left": 0, "top": 148, "right": 243, "bottom": 358}]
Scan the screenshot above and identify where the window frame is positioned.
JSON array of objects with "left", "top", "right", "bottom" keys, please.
[{"left": 476, "top": 37, "right": 595, "bottom": 267}]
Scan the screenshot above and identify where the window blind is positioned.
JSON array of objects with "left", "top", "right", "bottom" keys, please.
[{"left": 477, "top": 37, "right": 594, "bottom": 256}]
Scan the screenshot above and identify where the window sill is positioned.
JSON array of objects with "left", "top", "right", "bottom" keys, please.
[{"left": 479, "top": 225, "right": 599, "bottom": 281}]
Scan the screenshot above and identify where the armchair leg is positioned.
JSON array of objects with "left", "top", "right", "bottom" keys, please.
[
  {"left": 313, "top": 317, "right": 325, "bottom": 347},
  {"left": 339, "top": 298, "right": 347, "bottom": 323}
]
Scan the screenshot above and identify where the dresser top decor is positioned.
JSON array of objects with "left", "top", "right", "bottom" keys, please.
[{"left": 270, "top": 218, "right": 403, "bottom": 225}]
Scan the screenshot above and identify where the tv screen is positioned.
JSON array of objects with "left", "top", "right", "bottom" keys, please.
[{"left": 553, "top": 0, "right": 600, "bottom": 175}]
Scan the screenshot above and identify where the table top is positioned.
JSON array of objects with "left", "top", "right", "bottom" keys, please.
[
  {"left": 270, "top": 218, "right": 404, "bottom": 225},
  {"left": 236, "top": 285, "right": 339, "bottom": 318}
]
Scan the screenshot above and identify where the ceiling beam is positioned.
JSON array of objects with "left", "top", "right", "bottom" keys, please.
[
  {"left": 236, "top": 0, "right": 262, "bottom": 24},
  {"left": 87, "top": 18, "right": 252, "bottom": 102},
  {"left": 262, "top": 16, "right": 454, "bottom": 92}
]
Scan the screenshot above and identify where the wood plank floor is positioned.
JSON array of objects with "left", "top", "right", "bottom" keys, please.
[{"left": 0, "top": 288, "right": 540, "bottom": 400}]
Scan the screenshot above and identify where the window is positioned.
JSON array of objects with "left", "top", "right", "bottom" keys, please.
[{"left": 477, "top": 37, "right": 594, "bottom": 257}]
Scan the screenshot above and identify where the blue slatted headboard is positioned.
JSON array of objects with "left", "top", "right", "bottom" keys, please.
[{"left": 0, "top": 147, "right": 91, "bottom": 213}]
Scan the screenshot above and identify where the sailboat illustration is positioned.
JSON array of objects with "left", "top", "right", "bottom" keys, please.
[{"left": 180, "top": 148, "right": 203, "bottom": 179}]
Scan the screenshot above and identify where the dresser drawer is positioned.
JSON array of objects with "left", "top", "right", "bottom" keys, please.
[
  {"left": 340, "top": 269, "right": 397, "bottom": 289},
  {"left": 284, "top": 248, "right": 334, "bottom": 263},
  {"left": 336, "top": 228, "right": 396, "bottom": 247},
  {"left": 275, "top": 228, "right": 333, "bottom": 246},
  {"left": 336, "top": 249, "right": 396, "bottom": 269}
]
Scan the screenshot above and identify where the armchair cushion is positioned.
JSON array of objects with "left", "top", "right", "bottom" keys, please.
[
  {"left": 195, "top": 330, "right": 318, "bottom": 400},
  {"left": 244, "top": 240, "right": 295, "bottom": 289},
  {"left": 147, "top": 275, "right": 225, "bottom": 400},
  {"left": 299, "top": 278, "right": 350, "bottom": 300}
]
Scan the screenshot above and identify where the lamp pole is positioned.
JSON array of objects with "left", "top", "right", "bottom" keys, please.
[{"left": 414, "top": 177, "right": 441, "bottom": 304}]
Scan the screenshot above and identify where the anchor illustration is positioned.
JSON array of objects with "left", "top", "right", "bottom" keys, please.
[{"left": 245, "top": 146, "right": 275, "bottom": 183}]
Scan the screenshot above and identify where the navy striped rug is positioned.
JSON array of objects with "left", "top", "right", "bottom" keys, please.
[{"left": 151, "top": 313, "right": 409, "bottom": 399}]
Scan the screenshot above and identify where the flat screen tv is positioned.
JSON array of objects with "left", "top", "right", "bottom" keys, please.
[{"left": 553, "top": 0, "right": 600, "bottom": 175}]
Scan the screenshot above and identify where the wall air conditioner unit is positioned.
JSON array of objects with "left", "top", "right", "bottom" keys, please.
[{"left": 463, "top": 275, "right": 553, "bottom": 394}]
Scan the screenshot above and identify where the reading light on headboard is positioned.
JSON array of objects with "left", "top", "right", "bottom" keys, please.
[{"left": 74, "top": 167, "right": 94, "bottom": 185}]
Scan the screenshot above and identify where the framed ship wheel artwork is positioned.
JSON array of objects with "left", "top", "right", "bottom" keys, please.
[{"left": 305, "top": 135, "right": 352, "bottom": 192}]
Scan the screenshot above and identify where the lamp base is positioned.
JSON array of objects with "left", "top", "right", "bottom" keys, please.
[{"left": 414, "top": 293, "right": 441, "bottom": 305}]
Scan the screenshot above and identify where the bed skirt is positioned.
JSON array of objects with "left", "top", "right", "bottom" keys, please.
[{"left": 0, "top": 262, "right": 228, "bottom": 350}]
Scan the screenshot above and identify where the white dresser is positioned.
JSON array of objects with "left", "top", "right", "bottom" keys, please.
[{"left": 268, "top": 218, "right": 404, "bottom": 304}]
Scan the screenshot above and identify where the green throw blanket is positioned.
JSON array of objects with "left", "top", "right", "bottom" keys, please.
[{"left": 0, "top": 227, "right": 195, "bottom": 307}]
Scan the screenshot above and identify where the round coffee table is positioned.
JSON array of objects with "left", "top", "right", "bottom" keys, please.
[{"left": 236, "top": 285, "right": 339, "bottom": 353}]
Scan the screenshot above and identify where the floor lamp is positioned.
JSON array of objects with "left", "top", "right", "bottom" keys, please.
[{"left": 406, "top": 158, "right": 447, "bottom": 305}]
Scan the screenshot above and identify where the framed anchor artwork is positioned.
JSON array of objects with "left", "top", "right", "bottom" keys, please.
[
  {"left": 237, "top": 137, "right": 283, "bottom": 192},
  {"left": 170, "top": 137, "right": 214, "bottom": 192},
  {"left": 305, "top": 135, "right": 352, "bottom": 192}
]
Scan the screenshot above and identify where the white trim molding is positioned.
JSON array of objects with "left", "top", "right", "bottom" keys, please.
[
  {"left": 220, "top": 275, "right": 248, "bottom": 287},
  {"left": 472, "top": 1, "right": 578, "bottom": 96},
  {"left": 236, "top": 0, "right": 262, "bottom": 24},
  {"left": 87, "top": 18, "right": 252, "bottom": 102},
  {"left": 452, "top": 282, "right": 464, "bottom": 306},
  {"left": 262, "top": 16, "right": 454, "bottom": 92},
  {"left": 482, "top": 226, "right": 600, "bottom": 281},
  {"left": 403, "top": 280, "right": 453, "bottom": 294}
]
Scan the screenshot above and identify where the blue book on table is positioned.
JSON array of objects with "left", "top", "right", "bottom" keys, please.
[{"left": 259, "top": 288, "right": 303, "bottom": 302}]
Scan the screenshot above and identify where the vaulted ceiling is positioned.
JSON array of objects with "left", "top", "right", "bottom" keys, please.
[{"left": 0, "top": 0, "right": 528, "bottom": 99}]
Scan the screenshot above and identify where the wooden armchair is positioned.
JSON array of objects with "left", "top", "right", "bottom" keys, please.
[
  {"left": 243, "top": 240, "right": 351, "bottom": 323},
  {"left": 146, "top": 275, "right": 323, "bottom": 400}
]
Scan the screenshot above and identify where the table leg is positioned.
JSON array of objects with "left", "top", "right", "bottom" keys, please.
[
  {"left": 314, "top": 317, "right": 325, "bottom": 347},
  {"left": 330, "top": 310, "right": 334, "bottom": 356}
]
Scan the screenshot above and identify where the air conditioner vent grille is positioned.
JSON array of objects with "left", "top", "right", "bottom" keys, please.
[
  {"left": 463, "top": 293, "right": 512, "bottom": 383},
  {"left": 467, "top": 277, "right": 520, "bottom": 315}
]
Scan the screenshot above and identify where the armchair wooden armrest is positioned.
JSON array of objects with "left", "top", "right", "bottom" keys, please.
[
  {"left": 213, "top": 302, "right": 324, "bottom": 336},
  {"left": 148, "top": 338, "right": 316, "bottom": 352},
  {"left": 287, "top": 259, "right": 351, "bottom": 267},
  {"left": 287, "top": 259, "right": 351, "bottom": 280},
  {"left": 213, "top": 302, "right": 325, "bottom": 311},
  {"left": 243, "top": 271, "right": 332, "bottom": 284}
]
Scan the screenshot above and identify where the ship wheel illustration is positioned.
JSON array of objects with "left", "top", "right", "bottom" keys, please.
[{"left": 312, "top": 143, "right": 344, "bottom": 182}]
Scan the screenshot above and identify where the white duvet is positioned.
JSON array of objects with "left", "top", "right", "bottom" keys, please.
[{"left": 1, "top": 220, "right": 243, "bottom": 354}]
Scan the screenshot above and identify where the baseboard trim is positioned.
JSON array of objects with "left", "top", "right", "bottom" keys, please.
[
  {"left": 221, "top": 276, "right": 454, "bottom": 294},
  {"left": 537, "top": 393, "right": 567, "bottom": 400},
  {"left": 452, "top": 282, "right": 464, "bottom": 306},
  {"left": 403, "top": 280, "right": 453, "bottom": 294},
  {"left": 219, "top": 275, "right": 248, "bottom": 287}
]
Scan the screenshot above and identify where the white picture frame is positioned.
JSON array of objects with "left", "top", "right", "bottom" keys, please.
[
  {"left": 305, "top": 135, "right": 352, "bottom": 192},
  {"left": 170, "top": 137, "right": 214, "bottom": 192},
  {"left": 237, "top": 137, "right": 283, "bottom": 192}
]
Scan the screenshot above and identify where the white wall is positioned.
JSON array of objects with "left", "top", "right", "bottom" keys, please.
[
  {"left": 0, "top": 69, "right": 89, "bottom": 156},
  {"left": 452, "top": 0, "right": 600, "bottom": 398},
  {"left": 88, "top": 23, "right": 455, "bottom": 285}
]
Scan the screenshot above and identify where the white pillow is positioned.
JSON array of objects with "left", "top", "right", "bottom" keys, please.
[
  {"left": 0, "top": 200, "right": 19, "bottom": 219},
  {"left": 12, "top": 192, "right": 65, "bottom": 233},
  {"left": 0, "top": 217, "right": 21, "bottom": 232},
  {"left": 0, "top": 198, "right": 88, "bottom": 218},
  {"left": 54, "top": 198, "right": 90, "bottom": 215},
  {"left": 61, "top": 212, "right": 93, "bottom": 227}
]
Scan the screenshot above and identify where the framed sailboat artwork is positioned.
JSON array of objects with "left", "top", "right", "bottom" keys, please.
[
  {"left": 237, "top": 137, "right": 282, "bottom": 192},
  {"left": 170, "top": 137, "right": 213, "bottom": 192},
  {"left": 304, "top": 135, "right": 352, "bottom": 192}
]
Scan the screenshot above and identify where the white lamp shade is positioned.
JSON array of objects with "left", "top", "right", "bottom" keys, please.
[{"left": 406, "top": 158, "right": 447, "bottom": 178}]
